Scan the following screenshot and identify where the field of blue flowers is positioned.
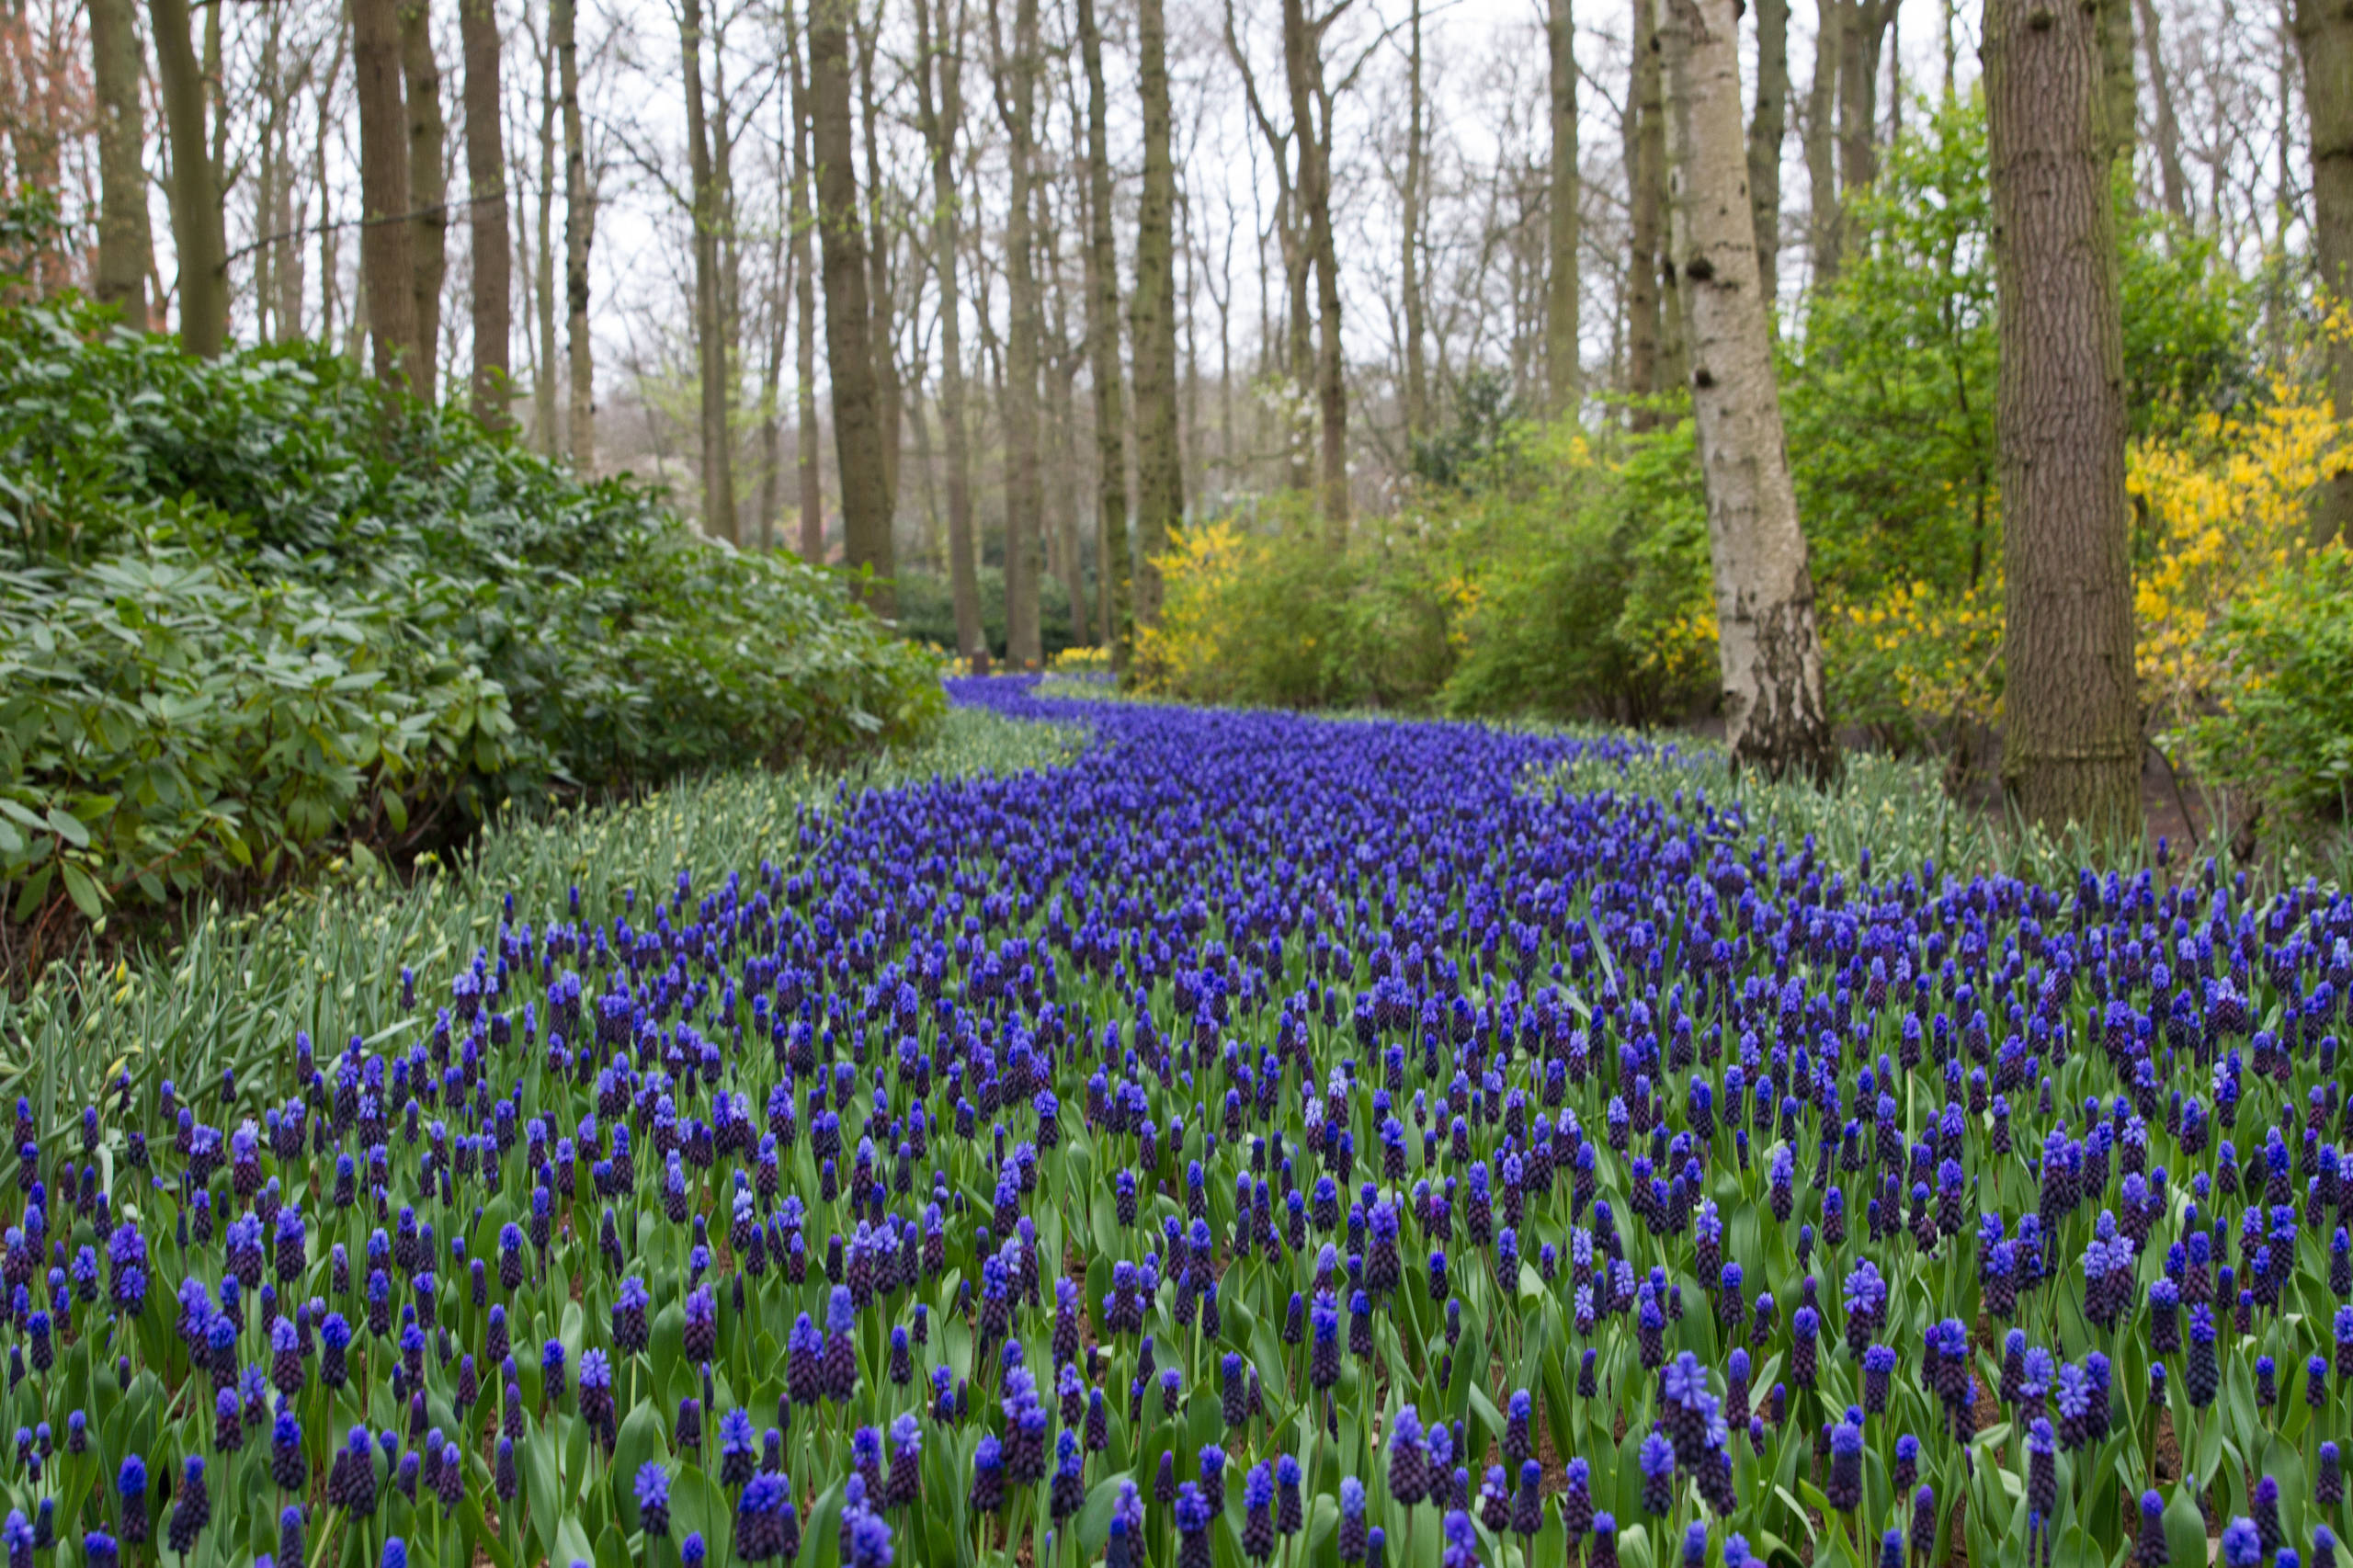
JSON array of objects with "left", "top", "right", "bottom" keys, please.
[{"left": 8, "top": 676, "right": 2345, "bottom": 1568}]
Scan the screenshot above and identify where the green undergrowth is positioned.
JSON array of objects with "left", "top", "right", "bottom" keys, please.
[
  {"left": 0, "top": 704, "right": 1084, "bottom": 1135},
  {"left": 1548, "top": 741, "right": 2353, "bottom": 892}
]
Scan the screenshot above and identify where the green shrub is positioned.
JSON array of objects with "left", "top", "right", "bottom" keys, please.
[
  {"left": 2187, "top": 546, "right": 2353, "bottom": 829},
  {"left": 0, "top": 297, "right": 942, "bottom": 943},
  {"left": 892, "top": 562, "right": 1086, "bottom": 663}
]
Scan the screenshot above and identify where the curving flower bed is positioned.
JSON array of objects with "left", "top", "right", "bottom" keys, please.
[{"left": 16, "top": 677, "right": 2346, "bottom": 1568}]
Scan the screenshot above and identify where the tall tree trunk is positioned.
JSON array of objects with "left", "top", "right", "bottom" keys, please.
[
  {"left": 1076, "top": 0, "right": 1132, "bottom": 670},
  {"left": 1284, "top": 0, "right": 1348, "bottom": 538},
  {"left": 858, "top": 12, "right": 903, "bottom": 528},
  {"left": 991, "top": 0, "right": 1044, "bottom": 667},
  {"left": 681, "top": 0, "right": 737, "bottom": 541},
  {"left": 1045, "top": 211, "right": 1089, "bottom": 647},
  {"left": 152, "top": 0, "right": 226, "bottom": 357},
  {"left": 1836, "top": 0, "right": 1887, "bottom": 202},
  {"left": 2135, "top": 0, "right": 2189, "bottom": 222},
  {"left": 1746, "top": 0, "right": 1789, "bottom": 307},
  {"left": 403, "top": 0, "right": 448, "bottom": 400},
  {"left": 2296, "top": 0, "right": 2353, "bottom": 538},
  {"left": 1132, "top": 0, "right": 1182, "bottom": 622},
  {"left": 2099, "top": 0, "right": 2135, "bottom": 176},
  {"left": 557, "top": 0, "right": 595, "bottom": 465},
  {"left": 1282, "top": 193, "right": 1313, "bottom": 487},
  {"left": 535, "top": 20, "right": 559, "bottom": 449},
  {"left": 1402, "top": 0, "right": 1429, "bottom": 438},
  {"left": 1625, "top": 0, "right": 1667, "bottom": 428},
  {"left": 915, "top": 0, "right": 983, "bottom": 654},
  {"left": 788, "top": 0, "right": 825, "bottom": 564},
  {"left": 1545, "top": 0, "right": 1580, "bottom": 418},
  {"left": 460, "top": 0, "right": 511, "bottom": 426},
  {"left": 1985, "top": 0, "right": 2142, "bottom": 831},
  {"left": 813, "top": 0, "right": 895, "bottom": 609},
  {"left": 1804, "top": 0, "right": 1842, "bottom": 286},
  {"left": 91, "top": 0, "right": 153, "bottom": 325},
  {"left": 1658, "top": 0, "right": 1837, "bottom": 782},
  {"left": 316, "top": 43, "right": 347, "bottom": 344},
  {"left": 355, "top": 0, "right": 420, "bottom": 388}
]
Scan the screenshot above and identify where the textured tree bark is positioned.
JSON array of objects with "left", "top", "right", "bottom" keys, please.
[
  {"left": 1625, "top": 0, "right": 1667, "bottom": 429},
  {"left": 1077, "top": 0, "right": 1133, "bottom": 671},
  {"left": 355, "top": 0, "right": 419, "bottom": 388},
  {"left": 1835, "top": 0, "right": 1889, "bottom": 201},
  {"left": 813, "top": 0, "right": 895, "bottom": 611},
  {"left": 91, "top": 0, "right": 153, "bottom": 326},
  {"left": 915, "top": 0, "right": 982, "bottom": 653},
  {"left": 556, "top": 0, "right": 595, "bottom": 466},
  {"left": 990, "top": 0, "right": 1044, "bottom": 666},
  {"left": 535, "top": 19, "right": 559, "bottom": 450},
  {"left": 1745, "top": 0, "right": 1789, "bottom": 307},
  {"left": 681, "top": 0, "right": 737, "bottom": 542},
  {"left": 1985, "top": 0, "right": 2142, "bottom": 833},
  {"left": 787, "top": 0, "right": 826, "bottom": 566},
  {"left": 2134, "top": 0, "right": 2190, "bottom": 222},
  {"left": 1803, "top": 0, "right": 1842, "bottom": 285},
  {"left": 460, "top": 0, "right": 511, "bottom": 426},
  {"left": 1284, "top": 0, "right": 1349, "bottom": 537},
  {"left": 1043, "top": 209, "right": 1090, "bottom": 647},
  {"left": 1402, "top": 0, "right": 1429, "bottom": 439},
  {"left": 152, "top": 0, "right": 227, "bottom": 357},
  {"left": 1658, "top": 0, "right": 1839, "bottom": 782},
  {"left": 2098, "top": 0, "right": 2135, "bottom": 175},
  {"left": 2295, "top": 0, "right": 2353, "bottom": 540},
  {"left": 402, "top": 0, "right": 448, "bottom": 401},
  {"left": 1546, "top": 0, "right": 1581, "bottom": 416},
  {"left": 1132, "top": 0, "right": 1183, "bottom": 624},
  {"left": 858, "top": 18, "right": 903, "bottom": 529}
]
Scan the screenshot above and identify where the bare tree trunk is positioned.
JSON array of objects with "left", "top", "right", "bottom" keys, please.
[
  {"left": 990, "top": 0, "right": 1044, "bottom": 666},
  {"left": 1985, "top": 0, "right": 2142, "bottom": 831},
  {"left": 813, "top": 0, "right": 895, "bottom": 609},
  {"left": 91, "top": 0, "right": 153, "bottom": 325},
  {"left": 534, "top": 18, "right": 559, "bottom": 449},
  {"left": 1803, "top": 0, "right": 1841, "bottom": 286},
  {"left": 1044, "top": 174, "right": 1086, "bottom": 649},
  {"left": 2099, "top": 0, "right": 2135, "bottom": 176},
  {"left": 1402, "top": 0, "right": 1429, "bottom": 437},
  {"left": 461, "top": 0, "right": 511, "bottom": 426},
  {"left": 1284, "top": 0, "right": 1348, "bottom": 538},
  {"left": 1045, "top": 207, "right": 1089, "bottom": 647},
  {"left": 1659, "top": 0, "right": 1837, "bottom": 781},
  {"left": 915, "top": 0, "right": 983, "bottom": 654},
  {"left": 356, "top": 0, "right": 420, "bottom": 387},
  {"left": 1545, "top": 0, "right": 1580, "bottom": 416},
  {"left": 1625, "top": 0, "right": 1666, "bottom": 426},
  {"left": 403, "top": 0, "right": 448, "bottom": 400},
  {"left": 1076, "top": 0, "right": 1131, "bottom": 669},
  {"left": 1747, "top": 0, "right": 1789, "bottom": 307},
  {"left": 153, "top": 0, "right": 227, "bottom": 357},
  {"left": 316, "top": 40, "right": 347, "bottom": 345},
  {"left": 1132, "top": 0, "right": 1182, "bottom": 622},
  {"left": 681, "top": 0, "right": 736, "bottom": 541},
  {"left": 788, "top": 0, "right": 825, "bottom": 564},
  {"left": 2296, "top": 0, "right": 2353, "bottom": 538},
  {"left": 858, "top": 11, "right": 902, "bottom": 528},
  {"left": 2135, "top": 0, "right": 2190, "bottom": 222},
  {"left": 1836, "top": 1, "right": 1888, "bottom": 203},
  {"left": 557, "top": 0, "right": 595, "bottom": 465},
  {"left": 256, "top": 7, "right": 286, "bottom": 338}
]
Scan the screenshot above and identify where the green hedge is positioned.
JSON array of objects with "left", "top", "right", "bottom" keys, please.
[{"left": 0, "top": 299, "right": 942, "bottom": 941}]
